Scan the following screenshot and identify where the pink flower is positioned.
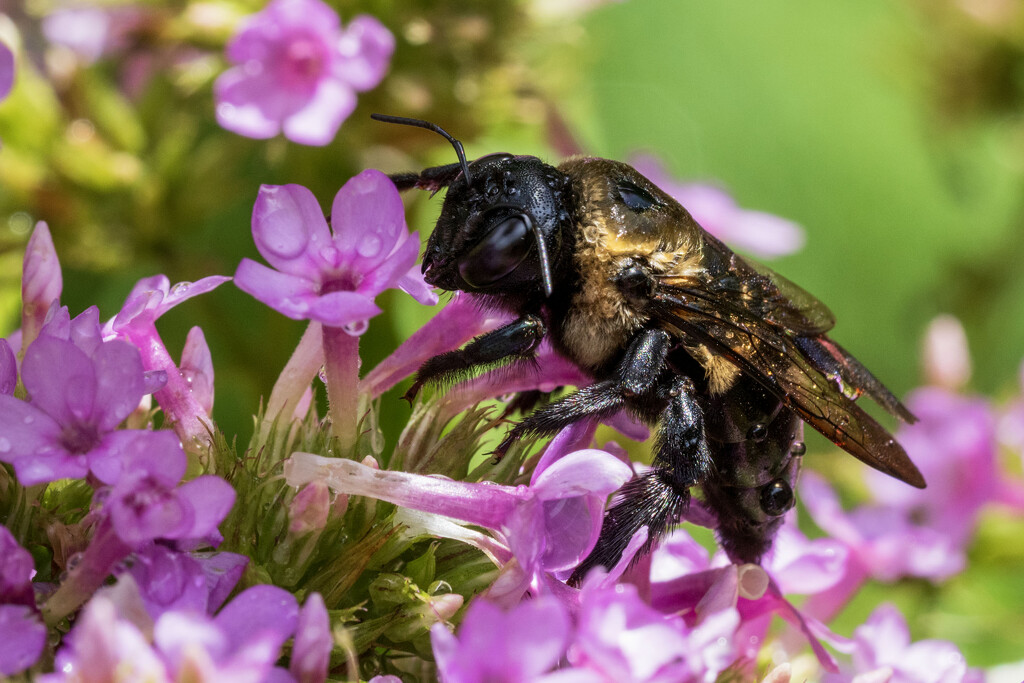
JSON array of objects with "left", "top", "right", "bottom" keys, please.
[
  {"left": 822, "top": 603, "right": 982, "bottom": 683},
  {"left": 571, "top": 579, "right": 740, "bottom": 682},
  {"left": 431, "top": 597, "right": 571, "bottom": 683},
  {"left": 284, "top": 423, "right": 632, "bottom": 604},
  {"left": 214, "top": 0, "right": 393, "bottom": 145},
  {"left": 630, "top": 155, "right": 804, "bottom": 258},
  {"left": 234, "top": 172, "right": 436, "bottom": 332},
  {"left": 0, "top": 40, "right": 13, "bottom": 101}
]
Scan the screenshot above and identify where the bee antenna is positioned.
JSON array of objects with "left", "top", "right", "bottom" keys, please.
[{"left": 371, "top": 114, "right": 472, "bottom": 185}]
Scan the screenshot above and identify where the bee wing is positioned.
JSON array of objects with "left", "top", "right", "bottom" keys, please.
[
  {"left": 689, "top": 233, "right": 837, "bottom": 336},
  {"left": 652, "top": 284, "right": 925, "bottom": 488}
]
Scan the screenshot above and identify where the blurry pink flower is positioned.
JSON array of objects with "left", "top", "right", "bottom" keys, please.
[
  {"left": 0, "top": 41, "right": 13, "bottom": 101},
  {"left": 631, "top": 154, "right": 804, "bottom": 258},
  {"left": 822, "top": 603, "right": 982, "bottom": 683},
  {"left": 215, "top": 0, "right": 394, "bottom": 145},
  {"left": 42, "top": 6, "right": 146, "bottom": 63}
]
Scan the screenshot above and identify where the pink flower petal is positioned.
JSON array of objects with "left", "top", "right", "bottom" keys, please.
[
  {"left": 304, "top": 290, "right": 381, "bottom": 328},
  {"left": 0, "top": 606, "right": 47, "bottom": 675},
  {"left": 251, "top": 184, "right": 333, "bottom": 277},
  {"left": 214, "top": 69, "right": 286, "bottom": 139},
  {"left": 234, "top": 259, "right": 321, "bottom": 320},
  {"left": 330, "top": 170, "right": 407, "bottom": 272},
  {"left": 334, "top": 15, "right": 394, "bottom": 91},
  {"left": 282, "top": 78, "right": 356, "bottom": 146},
  {"left": 21, "top": 335, "right": 96, "bottom": 427}
]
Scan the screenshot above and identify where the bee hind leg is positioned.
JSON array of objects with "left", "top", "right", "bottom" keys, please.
[{"left": 569, "top": 374, "right": 712, "bottom": 585}]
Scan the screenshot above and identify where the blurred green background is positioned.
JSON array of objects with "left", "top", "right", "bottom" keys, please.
[{"left": 3, "top": 0, "right": 1024, "bottom": 667}]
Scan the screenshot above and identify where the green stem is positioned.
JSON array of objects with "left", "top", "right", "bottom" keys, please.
[
  {"left": 322, "top": 325, "right": 361, "bottom": 454},
  {"left": 41, "top": 519, "right": 130, "bottom": 626}
]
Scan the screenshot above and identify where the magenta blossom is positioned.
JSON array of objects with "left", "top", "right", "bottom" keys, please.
[
  {"left": 571, "top": 578, "right": 740, "bottom": 683},
  {"left": 0, "top": 311, "right": 159, "bottom": 485},
  {"left": 630, "top": 155, "right": 804, "bottom": 258},
  {"left": 215, "top": 0, "right": 393, "bottom": 145},
  {"left": 235, "top": 171, "right": 437, "bottom": 332},
  {"left": 0, "top": 527, "right": 46, "bottom": 676},
  {"left": 120, "top": 545, "right": 249, "bottom": 619},
  {"left": 44, "top": 584, "right": 303, "bottom": 683},
  {"left": 431, "top": 597, "right": 571, "bottom": 683},
  {"left": 103, "top": 273, "right": 229, "bottom": 446},
  {"left": 822, "top": 603, "right": 982, "bottom": 683},
  {"left": 285, "top": 423, "right": 632, "bottom": 604}
]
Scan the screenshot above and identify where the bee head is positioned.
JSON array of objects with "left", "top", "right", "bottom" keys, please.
[
  {"left": 424, "top": 153, "right": 574, "bottom": 298},
  {"left": 372, "top": 114, "right": 575, "bottom": 299}
]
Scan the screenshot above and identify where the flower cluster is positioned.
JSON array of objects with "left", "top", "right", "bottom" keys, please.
[{"left": 2, "top": 2, "right": 1021, "bottom": 675}]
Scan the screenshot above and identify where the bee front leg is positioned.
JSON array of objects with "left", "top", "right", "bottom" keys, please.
[
  {"left": 569, "top": 374, "right": 711, "bottom": 585},
  {"left": 404, "top": 314, "right": 546, "bottom": 401}
]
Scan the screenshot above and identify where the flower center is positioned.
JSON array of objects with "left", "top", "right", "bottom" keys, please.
[
  {"left": 284, "top": 36, "right": 326, "bottom": 82},
  {"left": 320, "top": 271, "right": 361, "bottom": 294},
  {"left": 60, "top": 422, "right": 102, "bottom": 455}
]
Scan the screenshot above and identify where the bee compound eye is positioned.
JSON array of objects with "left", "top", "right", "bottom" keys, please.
[
  {"left": 617, "top": 181, "right": 658, "bottom": 212},
  {"left": 759, "top": 478, "right": 795, "bottom": 517},
  {"left": 458, "top": 212, "right": 533, "bottom": 288}
]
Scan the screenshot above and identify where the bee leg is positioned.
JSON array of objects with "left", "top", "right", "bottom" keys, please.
[
  {"left": 403, "top": 314, "right": 546, "bottom": 401},
  {"left": 569, "top": 375, "right": 710, "bottom": 585},
  {"left": 493, "top": 329, "right": 673, "bottom": 457}
]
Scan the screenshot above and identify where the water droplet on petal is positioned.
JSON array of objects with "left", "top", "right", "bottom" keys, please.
[
  {"left": 23, "top": 415, "right": 34, "bottom": 425},
  {"left": 171, "top": 282, "right": 191, "bottom": 297},
  {"left": 357, "top": 234, "right": 382, "bottom": 259},
  {"left": 0, "top": 437, "right": 10, "bottom": 452},
  {"left": 344, "top": 319, "right": 369, "bottom": 336}
]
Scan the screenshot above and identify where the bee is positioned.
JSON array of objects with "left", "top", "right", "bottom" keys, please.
[{"left": 372, "top": 114, "right": 925, "bottom": 581}]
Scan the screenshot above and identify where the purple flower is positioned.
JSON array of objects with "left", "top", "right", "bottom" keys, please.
[
  {"left": 45, "top": 585, "right": 301, "bottom": 682},
  {"left": 571, "top": 579, "right": 739, "bottom": 683},
  {"left": 214, "top": 0, "right": 393, "bottom": 145},
  {"left": 0, "top": 527, "right": 46, "bottom": 676},
  {"left": 285, "top": 423, "right": 632, "bottom": 604},
  {"left": 121, "top": 545, "right": 248, "bottom": 619},
  {"left": 822, "top": 603, "right": 982, "bottom": 683},
  {"left": 0, "top": 316, "right": 154, "bottom": 485},
  {"left": 99, "top": 430, "right": 235, "bottom": 547},
  {"left": 104, "top": 273, "right": 230, "bottom": 447},
  {"left": 235, "top": 172, "right": 436, "bottom": 331},
  {"left": 431, "top": 596, "right": 571, "bottom": 683},
  {"left": 648, "top": 523, "right": 843, "bottom": 673},
  {"left": 0, "top": 40, "right": 13, "bottom": 101},
  {"left": 803, "top": 388, "right": 997, "bottom": 588},
  {"left": 630, "top": 155, "right": 804, "bottom": 258}
]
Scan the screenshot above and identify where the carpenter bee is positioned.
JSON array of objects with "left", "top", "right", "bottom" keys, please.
[{"left": 372, "top": 114, "right": 925, "bottom": 582}]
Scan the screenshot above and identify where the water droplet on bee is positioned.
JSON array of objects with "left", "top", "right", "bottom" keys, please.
[{"left": 791, "top": 441, "right": 806, "bottom": 455}]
